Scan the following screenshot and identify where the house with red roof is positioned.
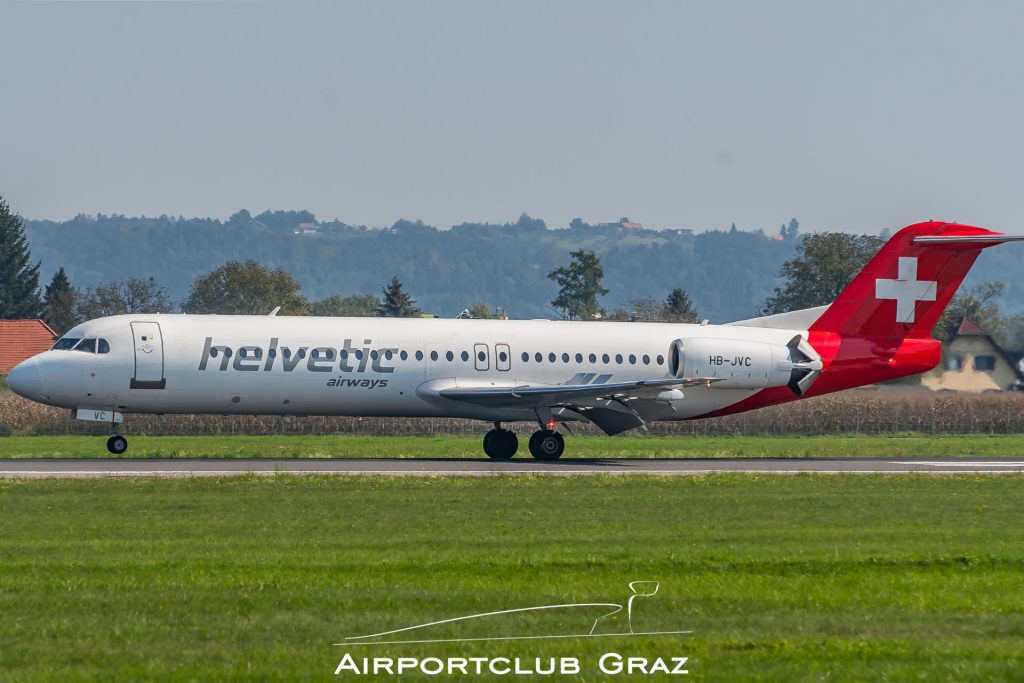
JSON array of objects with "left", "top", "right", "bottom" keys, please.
[
  {"left": 0, "top": 320, "right": 58, "bottom": 374},
  {"left": 921, "top": 317, "right": 1024, "bottom": 392}
]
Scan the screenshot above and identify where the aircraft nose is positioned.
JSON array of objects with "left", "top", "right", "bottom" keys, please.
[{"left": 7, "top": 357, "right": 42, "bottom": 400}]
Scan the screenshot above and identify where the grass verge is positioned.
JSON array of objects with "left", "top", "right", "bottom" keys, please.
[
  {"left": 1, "top": 433, "right": 1024, "bottom": 459},
  {"left": 0, "top": 474, "right": 1022, "bottom": 680}
]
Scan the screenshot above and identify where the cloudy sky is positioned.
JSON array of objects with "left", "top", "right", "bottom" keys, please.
[{"left": 2, "top": 1, "right": 1023, "bottom": 233}]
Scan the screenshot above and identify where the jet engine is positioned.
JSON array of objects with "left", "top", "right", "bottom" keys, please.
[{"left": 668, "top": 335, "right": 823, "bottom": 393}]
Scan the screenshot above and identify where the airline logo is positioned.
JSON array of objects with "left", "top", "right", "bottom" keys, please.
[
  {"left": 875, "top": 256, "right": 937, "bottom": 324},
  {"left": 197, "top": 337, "right": 396, "bottom": 374}
]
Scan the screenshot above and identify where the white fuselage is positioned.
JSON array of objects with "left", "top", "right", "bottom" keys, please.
[{"left": 13, "top": 314, "right": 806, "bottom": 424}]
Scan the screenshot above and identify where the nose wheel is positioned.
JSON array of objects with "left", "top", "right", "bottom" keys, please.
[
  {"left": 528, "top": 429, "right": 564, "bottom": 460},
  {"left": 106, "top": 435, "right": 128, "bottom": 455}
]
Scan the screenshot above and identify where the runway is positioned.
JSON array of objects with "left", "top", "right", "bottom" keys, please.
[{"left": 2, "top": 457, "right": 1024, "bottom": 477}]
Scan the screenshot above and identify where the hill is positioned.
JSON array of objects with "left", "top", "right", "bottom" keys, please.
[{"left": 22, "top": 212, "right": 1024, "bottom": 322}]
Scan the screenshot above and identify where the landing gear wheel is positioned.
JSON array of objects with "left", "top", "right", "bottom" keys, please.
[
  {"left": 483, "top": 429, "right": 518, "bottom": 460},
  {"left": 528, "top": 430, "right": 564, "bottom": 460},
  {"left": 106, "top": 435, "right": 128, "bottom": 455}
]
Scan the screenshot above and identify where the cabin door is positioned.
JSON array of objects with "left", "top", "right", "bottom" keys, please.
[{"left": 130, "top": 321, "right": 166, "bottom": 389}]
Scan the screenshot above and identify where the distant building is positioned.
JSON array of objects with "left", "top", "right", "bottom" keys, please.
[
  {"left": 293, "top": 222, "right": 320, "bottom": 236},
  {"left": 921, "top": 317, "right": 1024, "bottom": 392},
  {"left": 597, "top": 218, "right": 644, "bottom": 230},
  {"left": 0, "top": 320, "right": 58, "bottom": 373}
]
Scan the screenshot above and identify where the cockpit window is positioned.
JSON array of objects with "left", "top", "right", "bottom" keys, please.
[
  {"left": 51, "top": 337, "right": 81, "bottom": 351},
  {"left": 98, "top": 339, "right": 110, "bottom": 354},
  {"left": 74, "top": 338, "right": 97, "bottom": 353}
]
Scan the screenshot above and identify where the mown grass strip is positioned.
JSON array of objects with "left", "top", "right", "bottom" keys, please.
[
  {"left": 0, "top": 474, "right": 1022, "bottom": 680},
  {"left": 1, "top": 433, "right": 1024, "bottom": 459}
]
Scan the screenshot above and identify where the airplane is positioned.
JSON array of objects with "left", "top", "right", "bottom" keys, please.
[{"left": 7, "top": 221, "right": 1023, "bottom": 459}]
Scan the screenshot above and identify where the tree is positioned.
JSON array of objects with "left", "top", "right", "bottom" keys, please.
[
  {"left": 664, "top": 287, "right": 699, "bottom": 323},
  {"left": 934, "top": 281, "right": 1005, "bottom": 342},
  {"left": 761, "top": 232, "right": 884, "bottom": 315},
  {"left": 548, "top": 249, "right": 608, "bottom": 320},
  {"left": 182, "top": 261, "right": 309, "bottom": 315},
  {"left": 377, "top": 276, "right": 420, "bottom": 317},
  {"left": 784, "top": 218, "right": 800, "bottom": 240},
  {"left": 311, "top": 294, "right": 381, "bottom": 317},
  {"left": 996, "top": 314, "right": 1024, "bottom": 352},
  {"left": 41, "top": 267, "right": 77, "bottom": 333},
  {"left": 0, "top": 196, "right": 41, "bottom": 318},
  {"left": 76, "top": 277, "right": 174, "bottom": 320},
  {"left": 466, "top": 302, "right": 493, "bottom": 319},
  {"left": 626, "top": 297, "right": 663, "bottom": 322}
]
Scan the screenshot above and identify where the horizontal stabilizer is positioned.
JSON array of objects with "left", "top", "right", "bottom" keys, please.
[{"left": 913, "top": 234, "right": 1024, "bottom": 245}]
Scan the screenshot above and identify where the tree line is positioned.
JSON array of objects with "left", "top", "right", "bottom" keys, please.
[{"left": 2, "top": 196, "right": 1022, "bottom": 350}]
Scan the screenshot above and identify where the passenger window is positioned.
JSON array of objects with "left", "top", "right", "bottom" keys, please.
[
  {"left": 75, "top": 338, "right": 96, "bottom": 353},
  {"left": 521, "top": 352, "right": 529, "bottom": 362},
  {"left": 589, "top": 353, "right": 597, "bottom": 363},
  {"left": 430, "top": 351, "right": 438, "bottom": 361},
  {"left": 656, "top": 355, "right": 665, "bottom": 365},
  {"left": 642, "top": 354, "right": 650, "bottom": 365},
  {"left": 575, "top": 353, "right": 583, "bottom": 363},
  {"left": 446, "top": 351, "right": 454, "bottom": 361},
  {"left": 629, "top": 354, "right": 637, "bottom": 365},
  {"left": 98, "top": 339, "right": 110, "bottom": 354},
  {"left": 535, "top": 352, "right": 542, "bottom": 362},
  {"left": 615, "top": 354, "right": 623, "bottom": 364},
  {"left": 461, "top": 351, "right": 469, "bottom": 361},
  {"left": 416, "top": 350, "right": 424, "bottom": 361},
  {"left": 602, "top": 353, "right": 610, "bottom": 364}
]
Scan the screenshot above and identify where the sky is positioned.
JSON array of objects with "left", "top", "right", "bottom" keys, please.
[{"left": 2, "top": 1, "right": 1024, "bottom": 234}]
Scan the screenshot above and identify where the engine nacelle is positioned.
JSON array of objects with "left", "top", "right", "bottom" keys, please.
[{"left": 667, "top": 336, "right": 823, "bottom": 391}]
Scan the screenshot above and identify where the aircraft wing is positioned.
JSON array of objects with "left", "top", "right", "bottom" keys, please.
[
  {"left": 425, "top": 377, "right": 722, "bottom": 435},
  {"left": 435, "top": 377, "right": 717, "bottom": 406}
]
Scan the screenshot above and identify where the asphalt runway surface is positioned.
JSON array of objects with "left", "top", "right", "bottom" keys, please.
[{"left": 2, "top": 457, "right": 1024, "bottom": 477}]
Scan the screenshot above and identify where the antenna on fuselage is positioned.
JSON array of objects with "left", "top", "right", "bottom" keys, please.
[{"left": 268, "top": 306, "right": 281, "bottom": 316}]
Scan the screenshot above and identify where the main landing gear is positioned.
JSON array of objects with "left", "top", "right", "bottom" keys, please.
[
  {"left": 528, "top": 429, "right": 565, "bottom": 461},
  {"left": 483, "top": 424, "right": 518, "bottom": 460},
  {"left": 106, "top": 434, "right": 128, "bottom": 455},
  {"left": 482, "top": 423, "right": 565, "bottom": 461}
]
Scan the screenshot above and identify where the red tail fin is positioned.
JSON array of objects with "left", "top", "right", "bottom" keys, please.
[{"left": 810, "top": 221, "right": 1021, "bottom": 339}]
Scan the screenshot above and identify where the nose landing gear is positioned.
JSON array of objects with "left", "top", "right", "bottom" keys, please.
[{"left": 106, "top": 434, "right": 128, "bottom": 455}]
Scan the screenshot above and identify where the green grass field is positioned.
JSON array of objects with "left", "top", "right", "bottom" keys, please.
[
  {"left": 2, "top": 433, "right": 1024, "bottom": 459},
  {"left": 1, "top": 474, "right": 1023, "bottom": 681}
]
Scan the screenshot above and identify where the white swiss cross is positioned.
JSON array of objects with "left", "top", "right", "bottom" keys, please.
[{"left": 875, "top": 256, "right": 937, "bottom": 323}]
